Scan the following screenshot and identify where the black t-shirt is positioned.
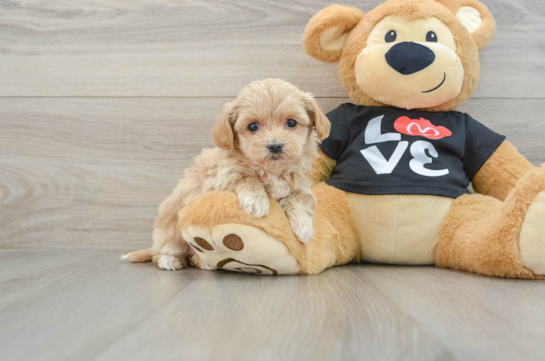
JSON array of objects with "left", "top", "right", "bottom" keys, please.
[{"left": 319, "top": 103, "right": 505, "bottom": 198}]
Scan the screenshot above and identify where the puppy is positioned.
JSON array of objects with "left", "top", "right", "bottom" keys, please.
[{"left": 122, "top": 79, "right": 331, "bottom": 270}]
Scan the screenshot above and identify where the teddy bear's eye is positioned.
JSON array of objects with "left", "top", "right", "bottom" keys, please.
[
  {"left": 426, "top": 31, "right": 438, "bottom": 42},
  {"left": 385, "top": 30, "right": 397, "bottom": 43}
]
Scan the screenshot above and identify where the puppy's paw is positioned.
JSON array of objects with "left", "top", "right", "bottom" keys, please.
[
  {"left": 288, "top": 213, "right": 314, "bottom": 244},
  {"left": 238, "top": 192, "right": 270, "bottom": 218},
  {"left": 189, "top": 254, "right": 217, "bottom": 271},
  {"left": 157, "top": 255, "right": 184, "bottom": 271}
]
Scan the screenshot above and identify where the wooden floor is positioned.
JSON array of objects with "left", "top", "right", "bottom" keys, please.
[
  {"left": 1, "top": 249, "right": 545, "bottom": 361},
  {"left": 1, "top": 0, "right": 545, "bottom": 360}
]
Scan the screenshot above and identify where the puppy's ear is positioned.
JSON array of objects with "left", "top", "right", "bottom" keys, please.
[
  {"left": 305, "top": 96, "right": 331, "bottom": 141},
  {"left": 212, "top": 102, "right": 235, "bottom": 151}
]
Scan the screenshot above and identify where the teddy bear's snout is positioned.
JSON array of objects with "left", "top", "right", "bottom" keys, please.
[{"left": 385, "top": 42, "right": 436, "bottom": 75}]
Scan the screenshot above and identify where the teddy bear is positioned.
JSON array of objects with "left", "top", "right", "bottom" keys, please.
[{"left": 177, "top": 0, "right": 545, "bottom": 279}]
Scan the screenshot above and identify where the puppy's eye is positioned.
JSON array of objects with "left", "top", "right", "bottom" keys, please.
[
  {"left": 426, "top": 31, "right": 438, "bottom": 42},
  {"left": 248, "top": 122, "right": 260, "bottom": 132},
  {"left": 385, "top": 30, "right": 397, "bottom": 43},
  {"left": 285, "top": 119, "right": 297, "bottom": 128}
]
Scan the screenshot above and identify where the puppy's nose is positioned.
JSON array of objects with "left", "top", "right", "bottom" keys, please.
[
  {"left": 267, "top": 143, "right": 284, "bottom": 154},
  {"left": 385, "top": 42, "right": 435, "bottom": 75}
]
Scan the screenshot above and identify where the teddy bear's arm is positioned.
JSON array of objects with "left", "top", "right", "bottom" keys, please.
[
  {"left": 472, "top": 141, "right": 535, "bottom": 201},
  {"left": 311, "top": 150, "right": 336, "bottom": 185}
]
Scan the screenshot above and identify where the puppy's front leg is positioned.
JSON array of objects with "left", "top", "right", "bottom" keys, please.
[
  {"left": 235, "top": 178, "right": 270, "bottom": 218},
  {"left": 280, "top": 190, "right": 316, "bottom": 244}
]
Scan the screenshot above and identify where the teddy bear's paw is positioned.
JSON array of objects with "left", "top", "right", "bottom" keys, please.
[
  {"left": 181, "top": 224, "right": 300, "bottom": 275},
  {"left": 519, "top": 188, "right": 545, "bottom": 275}
]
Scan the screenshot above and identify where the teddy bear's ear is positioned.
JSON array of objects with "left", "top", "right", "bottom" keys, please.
[
  {"left": 303, "top": 5, "right": 364, "bottom": 63},
  {"left": 438, "top": 0, "right": 496, "bottom": 50}
]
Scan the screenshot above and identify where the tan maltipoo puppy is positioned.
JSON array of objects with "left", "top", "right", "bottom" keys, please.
[{"left": 123, "top": 79, "right": 330, "bottom": 270}]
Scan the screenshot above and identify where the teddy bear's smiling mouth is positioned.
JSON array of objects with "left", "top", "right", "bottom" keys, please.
[{"left": 422, "top": 72, "right": 446, "bottom": 93}]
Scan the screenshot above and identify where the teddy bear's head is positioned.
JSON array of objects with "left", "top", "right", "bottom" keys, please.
[{"left": 303, "top": 0, "right": 496, "bottom": 111}]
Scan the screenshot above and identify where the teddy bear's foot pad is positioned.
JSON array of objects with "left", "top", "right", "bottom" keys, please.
[
  {"left": 520, "top": 189, "right": 545, "bottom": 275},
  {"left": 182, "top": 224, "right": 300, "bottom": 275}
]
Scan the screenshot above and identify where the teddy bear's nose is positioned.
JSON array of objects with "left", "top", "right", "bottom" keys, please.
[{"left": 385, "top": 42, "right": 436, "bottom": 75}]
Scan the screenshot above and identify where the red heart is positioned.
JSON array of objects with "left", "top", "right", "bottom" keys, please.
[{"left": 394, "top": 116, "right": 452, "bottom": 140}]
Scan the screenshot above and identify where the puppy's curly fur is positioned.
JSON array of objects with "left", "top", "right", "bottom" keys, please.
[{"left": 122, "top": 79, "right": 330, "bottom": 270}]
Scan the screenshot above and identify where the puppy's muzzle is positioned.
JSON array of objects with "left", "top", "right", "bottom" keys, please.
[{"left": 267, "top": 142, "right": 284, "bottom": 155}]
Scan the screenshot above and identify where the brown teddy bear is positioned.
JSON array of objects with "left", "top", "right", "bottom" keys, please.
[{"left": 178, "top": 0, "right": 545, "bottom": 278}]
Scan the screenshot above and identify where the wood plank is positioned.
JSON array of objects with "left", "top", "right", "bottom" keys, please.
[
  {"left": 0, "top": 0, "right": 543, "bottom": 98},
  {"left": 96, "top": 265, "right": 545, "bottom": 361},
  {"left": 1, "top": 97, "right": 544, "bottom": 250},
  {"left": 0, "top": 97, "right": 223, "bottom": 250},
  {"left": 0, "top": 249, "right": 101, "bottom": 282},
  {"left": 3, "top": 250, "right": 542, "bottom": 361},
  {"left": 95, "top": 265, "right": 448, "bottom": 361},
  {"left": 356, "top": 266, "right": 545, "bottom": 361},
  {"left": 0, "top": 250, "right": 203, "bottom": 361}
]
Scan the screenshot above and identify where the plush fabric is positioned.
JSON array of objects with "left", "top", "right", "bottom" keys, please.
[
  {"left": 325, "top": 0, "right": 485, "bottom": 111},
  {"left": 179, "top": 184, "right": 360, "bottom": 275},
  {"left": 519, "top": 191, "right": 545, "bottom": 275},
  {"left": 310, "top": 149, "right": 337, "bottom": 184},
  {"left": 437, "top": 0, "right": 496, "bottom": 50},
  {"left": 179, "top": 0, "right": 544, "bottom": 279},
  {"left": 302, "top": 5, "right": 364, "bottom": 63},
  {"left": 436, "top": 164, "right": 545, "bottom": 279},
  {"left": 345, "top": 193, "right": 454, "bottom": 265},
  {"left": 472, "top": 141, "right": 535, "bottom": 201}
]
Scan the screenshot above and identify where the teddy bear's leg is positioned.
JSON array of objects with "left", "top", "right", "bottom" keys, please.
[
  {"left": 177, "top": 183, "right": 360, "bottom": 275},
  {"left": 436, "top": 165, "right": 545, "bottom": 279}
]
